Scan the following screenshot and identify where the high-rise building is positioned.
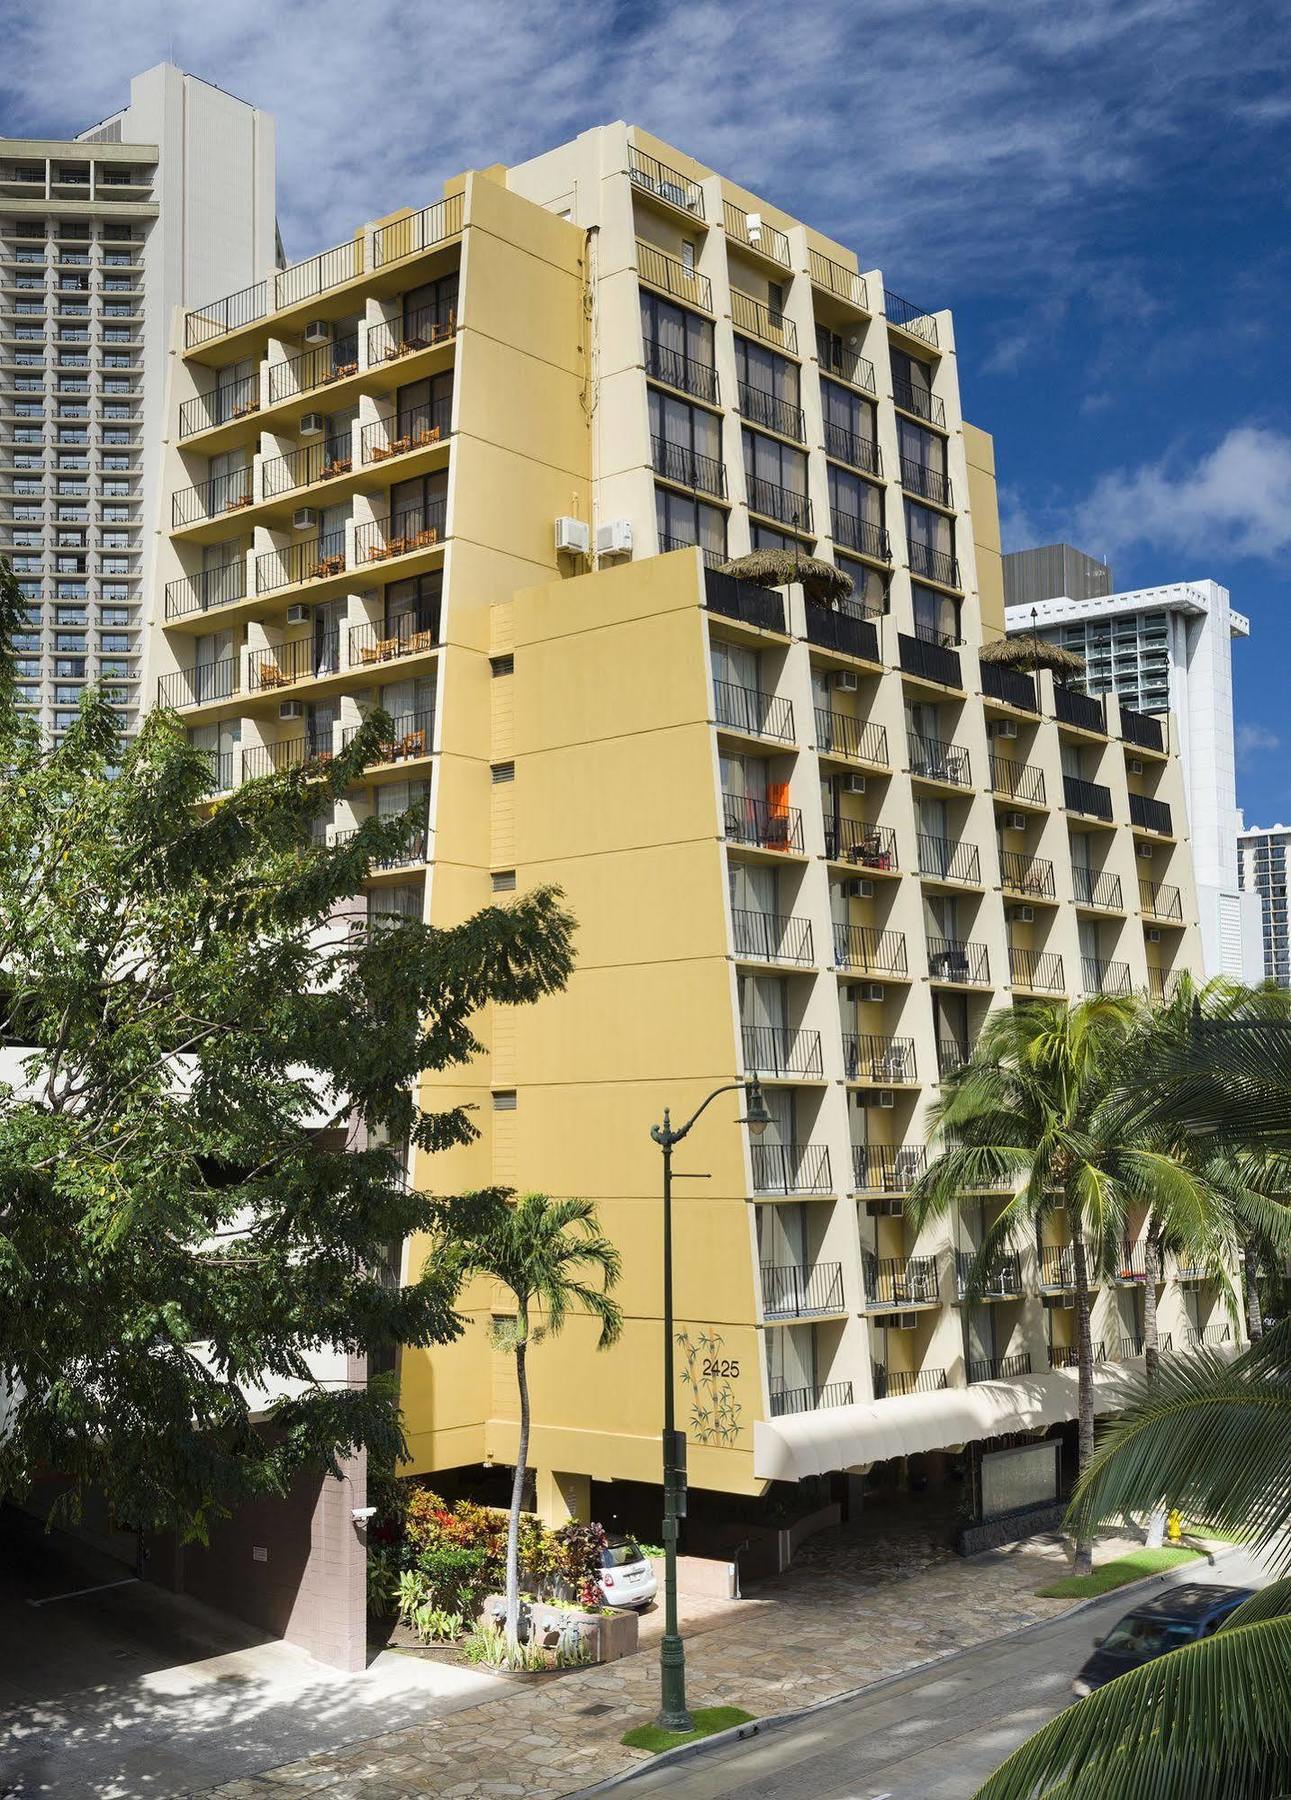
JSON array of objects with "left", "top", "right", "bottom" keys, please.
[
  {"left": 1004, "top": 565, "right": 1261, "bottom": 983},
  {"left": 0, "top": 63, "right": 275, "bottom": 744},
  {"left": 1238, "top": 820, "right": 1291, "bottom": 987},
  {"left": 150, "top": 124, "right": 1221, "bottom": 1538}
]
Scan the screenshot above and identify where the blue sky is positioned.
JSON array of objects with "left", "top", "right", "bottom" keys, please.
[{"left": 5, "top": 0, "right": 1289, "bottom": 818}]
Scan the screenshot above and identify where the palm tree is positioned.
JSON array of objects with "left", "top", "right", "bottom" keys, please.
[{"left": 463, "top": 1192, "right": 622, "bottom": 1649}]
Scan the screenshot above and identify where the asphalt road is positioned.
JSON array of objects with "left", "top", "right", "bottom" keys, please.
[{"left": 623, "top": 1548, "right": 1265, "bottom": 1800}]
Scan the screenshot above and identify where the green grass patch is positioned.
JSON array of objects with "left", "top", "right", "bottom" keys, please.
[
  {"left": 621, "top": 1706, "right": 755, "bottom": 1753},
  {"left": 1037, "top": 1546, "right": 1201, "bottom": 1599},
  {"left": 1184, "top": 1522, "right": 1249, "bottom": 1545}
]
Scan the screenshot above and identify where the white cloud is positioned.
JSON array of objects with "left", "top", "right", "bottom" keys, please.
[{"left": 1237, "top": 723, "right": 1282, "bottom": 764}]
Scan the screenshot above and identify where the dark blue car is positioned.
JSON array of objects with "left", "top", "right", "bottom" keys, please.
[{"left": 1072, "top": 1583, "right": 1254, "bottom": 1695}]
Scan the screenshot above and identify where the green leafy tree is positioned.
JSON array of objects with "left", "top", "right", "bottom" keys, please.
[
  {"left": 460, "top": 1192, "right": 622, "bottom": 1648},
  {"left": 0, "top": 557, "right": 575, "bottom": 1539}
]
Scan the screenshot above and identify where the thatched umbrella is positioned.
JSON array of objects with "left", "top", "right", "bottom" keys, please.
[
  {"left": 982, "top": 632, "right": 1086, "bottom": 681},
  {"left": 719, "top": 548, "right": 854, "bottom": 607}
]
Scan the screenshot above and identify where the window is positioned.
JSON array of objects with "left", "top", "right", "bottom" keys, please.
[
  {"left": 911, "top": 583, "right": 961, "bottom": 647},
  {"left": 389, "top": 469, "right": 448, "bottom": 538},
  {"left": 394, "top": 370, "right": 453, "bottom": 439},
  {"left": 655, "top": 486, "right": 727, "bottom": 561},
  {"left": 905, "top": 501, "right": 956, "bottom": 585},
  {"left": 681, "top": 239, "right": 695, "bottom": 275},
  {"left": 639, "top": 291, "right": 714, "bottom": 369},
  {"left": 648, "top": 389, "right": 723, "bottom": 490},
  {"left": 742, "top": 429, "right": 808, "bottom": 523},
  {"left": 827, "top": 465, "right": 882, "bottom": 529},
  {"left": 733, "top": 336, "right": 801, "bottom": 437},
  {"left": 402, "top": 273, "right": 458, "bottom": 335}
]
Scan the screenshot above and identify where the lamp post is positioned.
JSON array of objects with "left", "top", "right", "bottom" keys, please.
[{"left": 650, "top": 1078, "right": 771, "bottom": 1732}]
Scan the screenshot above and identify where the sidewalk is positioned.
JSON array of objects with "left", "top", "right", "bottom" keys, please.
[{"left": 196, "top": 1527, "right": 1138, "bottom": 1800}]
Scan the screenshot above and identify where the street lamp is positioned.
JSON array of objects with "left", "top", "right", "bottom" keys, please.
[{"left": 649, "top": 1078, "right": 770, "bottom": 1732}]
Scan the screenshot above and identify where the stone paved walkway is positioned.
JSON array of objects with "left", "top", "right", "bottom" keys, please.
[{"left": 193, "top": 1526, "right": 1143, "bottom": 1800}]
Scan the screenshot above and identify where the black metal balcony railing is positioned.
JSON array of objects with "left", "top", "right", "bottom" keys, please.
[
  {"left": 1119, "top": 1335, "right": 1174, "bottom": 1360},
  {"left": 908, "top": 733, "right": 970, "bottom": 788},
  {"left": 714, "top": 678, "right": 794, "bottom": 742},
  {"left": 864, "top": 1251, "right": 940, "bottom": 1307},
  {"left": 353, "top": 499, "right": 448, "bottom": 568},
  {"left": 809, "top": 250, "right": 869, "bottom": 311},
  {"left": 761, "top": 1262, "right": 845, "bottom": 1319},
  {"left": 730, "top": 288, "right": 797, "bottom": 353},
  {"left": 179, "top": 374, "right": 261, "bottom": 439},
  {"left": 703, "top": 565, "right": 785, "bottom": 630},
  {"left": 1049, "top": 1342, "right": 1109, "bottom": 1369},
  {"left": 833, "top": 925, "right": 907, "bottom": 976},
  {"left": 955, "top": 1250, "right": 1024, "bottom": 1301},
  {"left": 1000, "top": 851, "right": 1056, "bottom": 899},
  {"left": 1121, "top": 706, "right": 1165, "bottom": 753},
  {"left": 256, "top": 529, "right": 349, "bottom": 596},
  {"left": 981, "top": 661, "right": 1038, "bottom": 713},
  {"left": 742, "top": 1024, "right": 824, "bottom": 1079},
  {"left": 334, "top": 822, "right": 430, "bottom": 871},
  {"left": 1140, "top": 879, "right": 1183, "bottom": 921},
  {"left": 937, "top": 1037, "right": 968, "bottom": 1077},
  {"left": 248, "top": 632, "right": 339, "bottom": 694},
  {"left": 348, "top": 610, "right": 439, "bottom": 668},
  {"left": 268, "top": 333, "right": 361, "bottom": 405},
  {"left": 927, "top": 935, "right": 990, "bottom": 985},
  {"left": 273, "top": 237, "right": 363, "bottom": 312},
  {"left": 1039, "top": 1246, "right": 1076, "bottom": 1288},
  {"left": 156, "top": 659, "right": 239, "bottom": 710},
  {"left": 198, "top": 749, "right": 234, "bottom": 793},
  {"left": 891, "top": 377, "right": 946, "bottom": 428},
  {"left": 824, "top": 816, "right": 898, "bottom": 870},
  {"left": 769, "top": 1379, "right": 853, "bottom": 1418},
  {"left": 814, "top": 707, "right": 887, "bottom": 766},
  {"left": 652, "top": 434, "right": 727, "bottom": 498},
  {"left": 643, "top": 336, "right": 720, "bottom": 404},
  {"left": 164, "top": 558, "right": 245, "bottom": 620},
  {"left": 738, "top": 380, "right": 805, "bottom": 443},
  {"left": 751, "top": 1141, "right": 833, "bottom": 1195},
  {"left": 805, "top": 602, "right": 881, "bottom": 663},
  {"left": 1147, "top": 964, "right": 1178, "bottom": 1003},
  {"left": 1064, "top": 774, "right": 1114, "bottom": 821},
  {"left": 900, "top": 458, "right": 953, "bottom": 508},
  {"left": 661, "top": 533, "right": 727, "bottom": 568},
  {"left": 816, "top": 329, "right": 877, "bottom": 393},
  {"left": 884, "top": 288, "right": 939, "bottom": 346},
  {"left": 843, "top": 1033, "right": 917, "bottom": 1083},
  {"left": 732, "top": 908, "right": 814, "bottom": 965},
  {"left": 898, "top": 630, "right": 961, "bottom": 688},
  {"left": 262, "top": 435, "right": 354, "bottom": 498},
  {"left": 1073, "top": 866, "right": 1123, "bottom": 910},
  {"left": 171, "top": 466, "right": 253, "bottom": 527},
  {"left": 1083, "top": 958, "right": 1133, "bottom": 997},
  {"left": 829, "top": 509, "right": 891, "bottom": 562},
  {"left": 746, "top": 473, "right": 812, "bottom": 532},
  {"left": 853, "top": 1142, "right": 927, "bottom": 1192},
  {"left": 1010, "top": 947, "right": 1065, "bottom": 992},
  {"left": 628, "top": 144, "right": 705, "bottom": 216},
  {"left": 360, "top": 398, "right": 452, "bottom": 466},
  {"left": 371, "top": 193, "right": 464, "bottom": 268},
  {"left": 341, "top": 707, "right": 436, "bottom": 764},
  {"left": 185, "top": 278, "right": 269, "bottom": 347},
  {"left": 722, "top": 790, "right": 805, "bottom": 854},
  {"left": 873, "top": 1365, "right": 947, "bottom": 1399},
  {"left": 824, "top": 423, "right": 882, "bottom": 476},
  {"left": 1183, "top": 1324, "right": 1232, "bottom": 1349},
  {"left": 918, "top": 837, "right": 982, "bottom": 887},
  {"left": 908, "top": 540, "right": 961, "bottom": 589},
  {"left": 1130, "top": 791, "right": 1173, "bottom": 835},
  {"left": 968, "top": 1353, "right": 1032, "bottom": 1383},
  {"left": 989, "top": 754, "right": 1045, "bottom": 805},
  {"left": 724, "top": 200, "right": 791, "bottom": 265},
  {"left": 366, "top": 305, "right": 457, "bottom": 366},
  {"left": 1054, "top": 684, "right": 1106, "bottom": 734},
  {"left": 241, "top": 735, "right": 331, "bottom": 779},
  {"left": 636, "top": 239, "right": 712, "bottom": 311}
]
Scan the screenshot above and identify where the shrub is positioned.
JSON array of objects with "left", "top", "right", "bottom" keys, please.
[
  {"left": 416, "top": 1541, "right": 496, "bottom": 1613},
  {"left": 366, "top": 1543, "right": 402, "bottom": 1617}
]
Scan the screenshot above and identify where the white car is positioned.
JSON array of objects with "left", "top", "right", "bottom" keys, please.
[{"left": 598, "top": 1536, "right": 658, "bottom": 1609}]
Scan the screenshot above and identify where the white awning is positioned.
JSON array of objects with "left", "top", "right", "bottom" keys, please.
[{"left": 754, "top": 1362, "right": 1139, "bottom": 1483}]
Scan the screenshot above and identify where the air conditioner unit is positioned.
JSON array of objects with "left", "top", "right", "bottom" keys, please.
[
  {"left": 279, "top": 700, "right": 303, "bottom": 720},
  {"left": 832, "top": 669, "right": 859, "bottom": 692},
  {"left": 844, "top": 773, "right": 867, "bottom": 795},
  {"left": 843, "top": 878, "right": 874, "bottom": 900},
  {"left": 285, "top": 603, "right": 310, "bottom": 625},
  {"left": 1009, "top": 905, "right": 1035, "bottom": 923},
  {"left": 1128, "top": 758, "right": 1144, "bottom": 776},
  {"left": 990, "top": 718, "right": 1019, "bottom": 740},
  {"left": 1147, "top": 927, "right": 1162, "bottom": 943},
  {"left": 292, "top": 507, "right": 318, "bottom": 531},
  {"left": 876, "top": 1090, "right": 895, "bottom": 1109},
  {"left": 861, "top": 982, "right": 885, "bottom": 1002},
  {"left": 745, "top": 211, "right": 763, "bottom": 245},
  {"left": 595, "top": 518, "right": 634, "bottom": 558},
  {"left": 303, "top": 319, "right": 331, "bottom": 345},
  {"left": 298, "top": 412, "right": 325, "bottom": 438},
  {"left": 865, "top": 1197, "right": 903, "bottom": 1218},
  {"left": 888, "top": 1313, "right": 920, "bottom": 1332},
  {"left": 554, "top": 515, "right": 591, "bottom": 556},
  {"left": 1005, "top": 811, "right": 1027, "bottom": 831},
  {"left": 1137, "top": 842, "right": 1155, "bottom": 860},
  {"left": 1042, "top": 1293, "right": 1072, "bottom": 1311}
]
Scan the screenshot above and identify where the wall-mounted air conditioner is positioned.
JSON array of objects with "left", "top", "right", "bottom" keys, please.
[
  {"left": 876, "top": 1090, "right": 895, "bottom": 1109},
  {"left": 1128, "top": 758, "right": 1144, "bottom": 776},
  {"left": 861, "top": 982, "right": 885, "bottom": 1002},
  {"left": 990, "top": 718, "right": 1019, "bottom": 739},
  {"left": 595, "top": 518, "right": 633, "bottom": 558},
  {"left": 1009, "top": 905, "right": 1035, "bottom": 923},
  {"left": 285, "top": 603, "right": 310, "bottom": 625},
  {"left": 279, "top": 700, "right": 303, "bottom": 719},
  {"left": 1147, "top": 927, "right": 1162, "bottom": 943},
  {"left": 832, "top": 669, "right": 859, "bottom": 692},
  {"left": 745, "top": 211, "right": 764, "bottom": 245},
  {"left": 554, "top": 516, "right": 590, "bottom": 556},
  {"left": 1005, "top": 811, "right": 1027, "bottom": 831},
  {"left": 884, "top": 1312, "right": 920, "bottom": 1331},
  {"left": 844, "top": 773, "right": 867, "bottom": 795},
  {"left": 1137, "top": 842, "right": 1155, "bottom": 860},
  {"left": 292, "top": 507, "right": 318, "bottom": 531},
  {"left": 843, "top": 877, "right": 874, "bottom": 899},
  {"left": 299, "top": 412, "right": 325, "bottom": 437},
  {"left": 303, "top": 319, "right": 331, "bottom": 345}
]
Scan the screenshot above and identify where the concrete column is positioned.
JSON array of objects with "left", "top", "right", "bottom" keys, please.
[{"left": 536, "top": 1468, "right": 591, "bottom": 1527}]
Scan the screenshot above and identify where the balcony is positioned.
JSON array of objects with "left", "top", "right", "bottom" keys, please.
[
  {"left": 824, "top": 816, "right": 898, "bottom": 871},
  {"left": 873, "top": 1365, "right": 947, "bottom": 1399},
  {"left": 918, "top": 838, "right": 982, "bottom": 888},
  {"left": 809, "top": 250, "right": 869, "bottom": 312},
  {"left": 815, "top": 328, "right": 876, "bottom": 392},
  {"left": 178, "top": 374, "right": 260, "bottom": 438},
  {"left": 761, "top": 1261, "right": 845, "bottom": 1320},
  {"left": 628, "top": 145, "right": 705, "bottom": 217},
  {"left": 891, "top": 377, "right": 946, "bottom": 428},
  {"left": 164, "top": 558, "right": 245, "bottom": 621},
  {"left": 263, "top": 435, "right": 354, "bottom": 499},
  {"left": 863, "top": 1251, "right": 940, "bottom": 1308},
  {"left": 742, "top": 1024, "right": 824, "bottom": 1079},
  {"left": 1000, "top": 852, "right": 1056, "bottom": 900},
  {"left": 723, "top": 201, "right": 791, "bottom": 266},
  {"left": 704, "top": 565, "right": 786, "bottom": 631},
  {"left": 636, "top": 239, "right": 712, "bottom": 312},
  {"left": 814, "top": 707, "right": 887, "bottom": 766},
  {"left": 884, "top": 288, "right": 939, "bottom": 347},
  {"left": 722, "top": 790, "right": 805, "bottom": 853},
  {"left": 156, "top": 658, "right": 239, "bottom": 710},
  {"left": 334, "top": 822, "right": 430, "bottom": 871},
  {"left": 833, "top": 924, "right": 908, "bottom": 976},
  {"left": 805, "top": 602, "right": 880, "bottom": 663},
  {"left": 937, "top": 1037, "right": 968, "bottom": 1078},
  {"left": 751, "top": 1141, "right": 833, "bottom": 1195},
  {"left": 256, "top": 530, "right": 349, "bottom": 596},
  {"left": 730, "top": 288, "right": 797, "bottom": 353},
  {"left": 746, "top": 473, "right": 811, "bottom": 532},
  {"left": 172, "top": 467, "right": 253, "bottom": 528},
  {"left": 1130, "top": 792, "right": 1173, "bottom": 835},
  {"left": 660, "top": 534, "right": 725, "bottom": 568},
  {"left": 1064, "top": 775, "right": 1113, "bottom": 821},
  {"left": 1147, "top": 965, "right": 1180, "bottom": 1003},
  {"left": 1140, "top": 879, "right": 1183, "bottom": 922},
  {"left": 371, "top": 195, "right": 463, "bottom": 269},
  {"left": 769, "top": 1379, "right": 853, "bottom": 1418},
  {"left": 1054, "top": 685, "right": 1106, "bottom": 734},
  {"left": 342, "top": 708, "right": 436, "bottom": 767},
  {"left": 908, "top": 541, "right": 961, "bottom": 589},
  {"left": 1039, "top": 1246, "right": 1076, "bottom": 1288},
  {"left": 829, "top": 509, "right": 890, "bottom": 562},
  {"left": 1121, "top": 706, "right": 1165, "bottom": 753},
  {"left": 361, "top": 399, "right": 451, "bottom": 466},
  {"left": 1073, "top": 866, "right": 1123, "bottom": 911},
  {"left": 1183, "top": 1325, "right": 1232, "bottom": 1349},
  {"left": 732, "top": 908, "right": 814, "bottom": 965},
  {"left": 348, "top": 610, "right": 439, "bottom": 669},
  {"left": 738, "top": 381, "right": 804, "bottom": 442},
  {"left": 968, "top": 1353, "right": 1032, "bottom": 1383},
  {"left": 825, "top": 423, "right": 882, "bottom": 476},
  {"left": 990, "top": 755, "right": 1046, "bottom": 805},
  {"left": 248, "top": 633, "right": 339, "bottom": 694},
  {"left": 353, "top": 500, "right": 447, "bottom": 569},
  {"left": 955, "top": 1250, "right": 1024, "bottom": 1302},
  {"left": 843, "top": 1033, "right": 917, "bottom": 1083},
  {"left": 366, "top": 306, "right": 456, "bottom": 367},
  {"left": 1082, "top": 958, "right": 1132, "bottom": 997},
  {"left": 185, "top": 278, "right": 269, "bottom": 348},
  {"left": 898, "top": 630, "right": 961, "bottom": 688},
  {"left": 1118, "top": 1334, "right": 1173, "bottom": 1361},
  {"left": 242, "top": 735, "right": 332, "bottom": 778},
  {"left": 853, "top": 1142, "right": 927, "bottom": 1192},
  {"left": 198, "top": 749, "right": 235, "bottom": 793},
  {"left": 652, "top": 434, "right": 727, "bottom": 498},
  {"left": 268, "top": 334, "right": 361, "bottom": 405},
  {"left": 981, "top": 662, "right": 1038, "bottom": 713},
  {"left": 1010, "top": 947, "right": 1065, "bottom": 993},
  {"left": 644, "top": 336, "right": 719, "bottom": 404},
  {"left": 1049, "top": 1343, "right": 1108, "bottom": 1369},
  {"left": 900, "top": 459, "right": 953, "bottom": 508},
  {"left": 927, "top": 935, "right": 990, "bottom": 985},
  {"left": 908, "top": 732, "right": 970, "bottom": 789},
  {"left": 714, "top": 678, "right": 794, "bottom": 742}
]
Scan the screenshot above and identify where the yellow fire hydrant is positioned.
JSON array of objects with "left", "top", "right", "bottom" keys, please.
[{"left": 1167, "top": 1508, "right": 1183, "bottom": 1543}]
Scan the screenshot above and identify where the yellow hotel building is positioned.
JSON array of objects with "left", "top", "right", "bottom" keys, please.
[{"left": 149, "top": 124, "right": 1219, "bottom": 1535}]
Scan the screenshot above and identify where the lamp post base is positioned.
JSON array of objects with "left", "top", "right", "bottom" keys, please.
[{"left": 659, "top": 1629, "right": 691, "bottom": 1732}]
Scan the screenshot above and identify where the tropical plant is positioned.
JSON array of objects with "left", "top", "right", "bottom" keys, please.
[{"left": 458, "top": 1192, "right": 623, "bottom": 1649}]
